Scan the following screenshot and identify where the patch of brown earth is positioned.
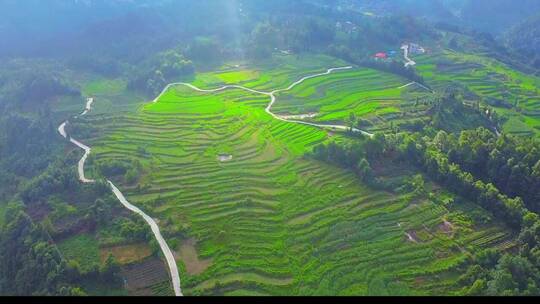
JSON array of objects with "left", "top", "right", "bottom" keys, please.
[
  {"left": 53, "top": 216, "right": 96, "bottom": 241},
  {"left": 175, "top": 238, "right": 212, "bottom": 275},
  {"left": 100, "top": 243, "right": 152, "bottom": 265},
  {"left": 438, "top": 219, "right": 454, "bottom": 235},
  {"left": 414, "top": 277, "right": 426, "bottom": 287},
  {"left": 405, "top": 230, "right": 419, "bottom": 243}
]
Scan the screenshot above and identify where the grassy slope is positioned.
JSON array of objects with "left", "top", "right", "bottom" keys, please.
[
  {"left": 80, "top": 54, "right": 514, "bottom": 295},
  {"left": 57, "top": 233, "right": 101, "bottom": 273},
  {"left": 51, "top": 74, "right": 155, "bottom": 295},
  {"left": 0, "top": 203, "right": 6, "bottom": 228}
]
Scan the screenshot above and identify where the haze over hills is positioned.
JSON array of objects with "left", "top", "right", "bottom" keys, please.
[
  {"left": 2, "top": 0, "right": 539, "bottom": 57},
  {"left": 1, "top": 0, "right": 540, "bottom": 297},
  {"left": 504, "top": 13, "right": 540, "bottom": 64},
  {"left": 336, "top": 0, "right": 540, "bottom": 36},
  {"left": 456, "top": 0, "right": 540, "bottom": 35}
]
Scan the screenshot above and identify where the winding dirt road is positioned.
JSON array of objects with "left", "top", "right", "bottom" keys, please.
[
  {"left": 58, "top": 97, "right": 183, "bottom": 296},
  {"left": 108, "top": 181, "right": 181, "bottom": 296},
  {"left": 153, "top": 66, "right": 375, "bottom": 137},
  {"left": 57, "top": 66, "right": 427, "bottom": 297}
]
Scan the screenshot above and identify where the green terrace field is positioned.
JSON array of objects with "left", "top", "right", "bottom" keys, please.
[
  {"left": 414, "top": 48, "right": 540, "bottom": 137},
  {"left": 191, "top": 54, "right": 432, "bottom": 134},
  {"left": 191, "top": 54, "right": 345, "bottom": 91},
  {"left": 77, "top": 55, "right": 516, "bottom": 295},
  {"left": 52, "top": 74, "right": 145, "bottom": 124},
  {"left": 271, "top": 68, "right": 430, "bottom": 133}
]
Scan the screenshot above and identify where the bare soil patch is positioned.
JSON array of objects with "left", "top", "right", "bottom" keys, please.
[
  {"left": 414, "top": 276, "right": 426, "bottom": 287},
  {"left": 405, "top": 230, "right": 419, "bottom": 243},
  {"left": 100, "top": 243, "right": 152, "bottom": 265},
  {"left": 175, "top": 238, "right": 212, "bottom": 275},
  {"left": 438, "top": 219, "right": 454, "bottom": 235}
]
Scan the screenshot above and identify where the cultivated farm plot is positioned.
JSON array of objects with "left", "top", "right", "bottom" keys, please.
[
  {"left": 100, "top": 243, "right": 153, "bottom": 265},
  {"left": 121, "top": 257, "right": 174, "bottom": 296},
  {"left": 83, "top": 56, "right": 514, "bottom": 295},
  {"left": 191, "top": 54, "right": 346, "bottom": 91},
  {"left": 191, "top": 54, "right": 430, "bottom": 133},
  {"left": 271, "top": 68, "right": 423, "bottom": 131}
]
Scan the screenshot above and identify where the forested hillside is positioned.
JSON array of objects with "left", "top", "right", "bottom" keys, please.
[{"left": 505, "top": 14, "right": 540, "bottom": 69}]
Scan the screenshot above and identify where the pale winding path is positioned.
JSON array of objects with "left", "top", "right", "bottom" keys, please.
[
  {"left": 58, "top": 66, "right": 423, "bottom": 297},
  {"left": 153, "top": 66, "right": 375, "bottom": 137},
  {"left": 58, "top": 97, "right": 183, "bottom": 296},
  {"left": 155, "top": 66, "right": 433, "bottom": 135}
]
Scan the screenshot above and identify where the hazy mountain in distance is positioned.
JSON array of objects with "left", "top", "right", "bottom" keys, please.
[
  {"left": 504, "top": 13, "right": 540, "bottom": 66},
  {"left": 333, "top": 0, "right": 540, "bottom": 37},
  {"left": 455, "top": 0, "right": 540, "bottom": 35},
  {"left": 0, "top": 0, "right": 178, "bottom": 57},
  {"left": 335, "top": 0, "right": 457, "bottom": 21}
]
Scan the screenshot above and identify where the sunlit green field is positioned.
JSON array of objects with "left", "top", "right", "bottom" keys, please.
[
  {"left": 191, "top": 54, "right": 346, "bottom": 90},
  {"left": 271, "top": 68, "right": 424, "bottom": 132},
  {"left": 190, "top": 54, "right": 431, "bottom": 133},
  {"left": 415, "top": 49, "right": 540, "bottom": 137},
  {"left": 78, "top": 54, "right": 514, "bottom": 295}
]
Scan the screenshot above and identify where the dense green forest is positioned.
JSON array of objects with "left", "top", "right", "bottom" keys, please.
[{"left": 1, "top": 0, "right": 540, "bottom": 297}]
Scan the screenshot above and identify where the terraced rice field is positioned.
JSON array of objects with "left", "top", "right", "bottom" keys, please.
[
  {"left": 191, "top": 54, "right": 430, "bottom": 134},
  {"left": 80, "top": 55, "right": 514, "bottom": 295},
  {"left": 274, "top": 68, "right": 407, "bottom": 128},
  {"left": 191, "top": 54, "right": 345, "bottom": 91},
  {"left": 415, "top": 49, "right": 540, "bottom": 136}
]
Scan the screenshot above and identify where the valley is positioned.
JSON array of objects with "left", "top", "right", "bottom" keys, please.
[
  {"left": 1, "top": 0, "right": 539, "bottom": 298},
  {"left": 65, "top": 54, "right": 515, "bottom": 295}
]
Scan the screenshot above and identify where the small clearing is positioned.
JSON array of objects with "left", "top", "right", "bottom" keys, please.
[
  {"left": 438, "top": 219, "right": 454, "bottom": 235},
  {"left": 176, "top": 238, "right": 212, "bottom": 275},
  {"left": 100, "top": 243, "right": 153, "bottom": 265},
  {"left": 405, "top": 231, "right": 419, "bottom": 243},
  {"left": 218, "top": 154, "right": 233, "bottom": 162}
]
